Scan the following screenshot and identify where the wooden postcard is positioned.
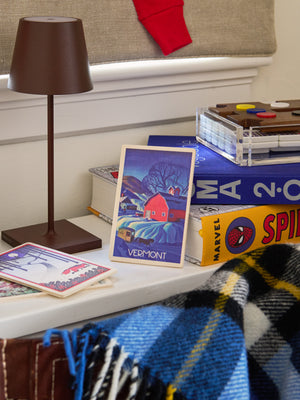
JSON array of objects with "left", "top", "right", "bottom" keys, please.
[
  {"left": 0, "top": 277, "right": 113, "bottom": 301},
  {"left": 109, "top": 145, "right": 196, "bottom": 267},
  {"left": 0, "top": 243, "right": 116, "bottom": 298},
  {"left": 0, "top": 278, "right": 42, "bottom": 299}
]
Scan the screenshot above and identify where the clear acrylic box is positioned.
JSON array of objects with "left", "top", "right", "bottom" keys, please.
[{"left": 196, "top": 108, "right": 300, "bottom": 166}]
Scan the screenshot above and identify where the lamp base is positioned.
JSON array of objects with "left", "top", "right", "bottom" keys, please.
[{"left": 1, "top": 219, "right": 102, "bottom": 254}]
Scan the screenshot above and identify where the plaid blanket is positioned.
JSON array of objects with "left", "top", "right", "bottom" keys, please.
[{"left": 44, "top": 244, "right": 300, "bottom": 400}]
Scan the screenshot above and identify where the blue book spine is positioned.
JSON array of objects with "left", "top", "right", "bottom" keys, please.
[{"left": 147, "top": 136, "right": 300, "bottom": 205}]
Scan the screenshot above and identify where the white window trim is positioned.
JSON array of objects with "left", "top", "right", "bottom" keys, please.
[{"left": 0, "top": 57, "right": 272, "bottom": 144}]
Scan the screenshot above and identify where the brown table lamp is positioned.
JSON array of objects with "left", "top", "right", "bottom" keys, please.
[{"left": 1, "top": 17, "right": 102, "bottom": 253}]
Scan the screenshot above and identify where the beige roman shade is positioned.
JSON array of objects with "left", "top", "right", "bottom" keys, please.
[{"left": 0, "top": 0, "right": 276, "bottom": 75}]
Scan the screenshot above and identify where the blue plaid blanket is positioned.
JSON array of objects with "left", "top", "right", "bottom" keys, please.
[{"left": 44, "top": 244, "right": 300, "bottom": 399}]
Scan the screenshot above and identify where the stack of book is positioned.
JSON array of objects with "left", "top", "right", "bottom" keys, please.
[{"left": 88, "top": 136, "right": 300, "bottom": 266}]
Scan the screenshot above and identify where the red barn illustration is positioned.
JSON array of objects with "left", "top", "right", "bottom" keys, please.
[{"left": 143, "top": 190, "right": 186, "bottom": 222}]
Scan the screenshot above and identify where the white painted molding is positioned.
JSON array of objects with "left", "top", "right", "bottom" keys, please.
[{"left": 0, "top": 57, "right": 272, "bottom": 144}]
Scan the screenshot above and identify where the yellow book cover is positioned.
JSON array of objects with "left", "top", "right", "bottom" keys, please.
[{"left": 199, "top": 205, "right": 300, "bottom": 266}]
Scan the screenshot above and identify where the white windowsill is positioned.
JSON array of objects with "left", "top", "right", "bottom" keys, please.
[
  {"left": 90, "top": 57, "right": 271, "bottom": 80},
  {"left": 0, "top": 57, "right": 272, "bottom": 144}
]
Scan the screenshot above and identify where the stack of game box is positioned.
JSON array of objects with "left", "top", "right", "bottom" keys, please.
[{"left": 196, "top": 100, "right": 300, "bottom": 166}]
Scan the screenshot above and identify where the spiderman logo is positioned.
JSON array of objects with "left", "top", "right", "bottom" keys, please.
[{"left": 225, "top": 217, "right": 256, "bottom": 254}]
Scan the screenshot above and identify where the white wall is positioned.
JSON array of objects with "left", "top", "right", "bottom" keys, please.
[
  {"left": 1, "top": 0, "right": 299, "bottom": 232},
  {"left": 251, "top": 0, "right": 300, "bottom": 100},
  {"left": 0, "top": 122, "right": 193, "bottom": 230}
]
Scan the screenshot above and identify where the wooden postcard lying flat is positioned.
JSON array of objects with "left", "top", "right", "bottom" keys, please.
[
  {"left": 0, "top": 243, "right": 116, "bottom": 298},
  {"left": 109, "top": 145, "right": 196, "bottom": 267},
  {"left": 0, "top": 277, "right": 113, "bottom": 301}
]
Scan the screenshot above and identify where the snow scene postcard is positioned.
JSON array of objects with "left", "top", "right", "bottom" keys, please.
[
  {"left": 109, "top": 145, "right": 196, "bottom": 267},
  {"left": 0, "top": 243, "right": 116, "bottom": 298}
]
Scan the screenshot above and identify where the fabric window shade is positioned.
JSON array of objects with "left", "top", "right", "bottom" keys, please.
[{"left": 0, "top": 0, "right": 276, "bottom": 75}]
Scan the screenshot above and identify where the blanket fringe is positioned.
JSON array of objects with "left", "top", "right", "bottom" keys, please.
[{"left": 44, "top": 324, "right": 175, "bottom": 400}]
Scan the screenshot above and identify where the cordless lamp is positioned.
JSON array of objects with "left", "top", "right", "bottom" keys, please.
[{"left": 1, "top": 16, "right": 102, "bottom": 253}]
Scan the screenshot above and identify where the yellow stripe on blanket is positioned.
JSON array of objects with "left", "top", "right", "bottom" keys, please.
[
  {"left": 244, "top": 255, "right": 300, "bottom": 301},
  {"left": 167, "top": 265, "right": 247, "bottom": 399}
]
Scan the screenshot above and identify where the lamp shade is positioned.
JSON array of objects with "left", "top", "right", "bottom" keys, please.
[{"left": 8, "top": 16, "right": 93, "bottom": 95}]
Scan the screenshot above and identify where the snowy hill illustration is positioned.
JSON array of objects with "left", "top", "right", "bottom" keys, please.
[
  {"left": 117, "top": 216, "right": 184, "bottom": 244},
  {"left": 114, "top": 215, "right": 185, "bottom": 263}
]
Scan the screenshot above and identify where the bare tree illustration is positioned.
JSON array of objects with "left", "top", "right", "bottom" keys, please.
[{"left": 142, "top": 162, "right": 189, "bottom": 195}]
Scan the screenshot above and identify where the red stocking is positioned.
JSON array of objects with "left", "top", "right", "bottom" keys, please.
[{"left": 132, "top": 0, "right": 192, "bottom": 55}]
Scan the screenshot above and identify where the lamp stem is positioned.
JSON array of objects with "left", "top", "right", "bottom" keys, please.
[{"left": 47, "top": 94, "right": 55, "bottom": 235}]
